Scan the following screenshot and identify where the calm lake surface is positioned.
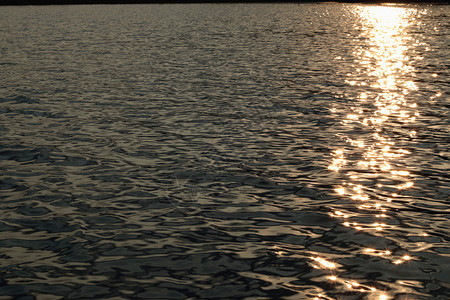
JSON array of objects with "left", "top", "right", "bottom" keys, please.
[{"left": 0, "top": 3, "right": 449, "bottom": 299}]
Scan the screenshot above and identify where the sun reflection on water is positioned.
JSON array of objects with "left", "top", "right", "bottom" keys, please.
[
  {"left": 310, "top": 256, "right": 337, "bottom": 270},
  {"left": 324, "top": 4, "right": 425, "bottom": 299}
]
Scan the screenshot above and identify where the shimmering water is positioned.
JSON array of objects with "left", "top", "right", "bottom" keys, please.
[{"left": 0, "top": 3, "right": 449, "bottom": 299}]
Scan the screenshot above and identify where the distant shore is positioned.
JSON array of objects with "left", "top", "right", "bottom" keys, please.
[{"left": 1, "top": 0, "right": 448, "bottom": 6}]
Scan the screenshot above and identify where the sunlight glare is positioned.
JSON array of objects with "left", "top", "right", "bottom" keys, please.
[{"left": 311, "top": 257, "right": 336, "bottom": 269}]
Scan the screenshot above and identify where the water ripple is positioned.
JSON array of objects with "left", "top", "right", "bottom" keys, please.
[{"left": 0, "top": 3, "right": 449, "bottom": 299}]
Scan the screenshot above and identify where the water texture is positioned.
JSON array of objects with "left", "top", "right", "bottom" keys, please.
[{"left": 0, "top": 3, "right": 449, "bottom": 299}]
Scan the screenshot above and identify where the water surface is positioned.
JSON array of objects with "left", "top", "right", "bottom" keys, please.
[{"left": 0, "top": 3, "right": 449, "bottom": 299}]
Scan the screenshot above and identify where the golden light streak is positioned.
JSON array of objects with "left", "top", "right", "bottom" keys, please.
[
  {"left": 335, "top": 187, "right": 346, "bottom": 195},
  {"left": 391, "top": 170, "right": 410, "bottom": 176},
  {"left": 324, "top": 7, "right": 422, "bottom": 297},
  {"left": 310, "top": 257, "right": 336, "bottom": 269},
  {"left": 364, "top": 248, "right": 376, "bottom": 253}
]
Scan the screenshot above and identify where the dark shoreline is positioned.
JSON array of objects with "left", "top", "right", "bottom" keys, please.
[{"left": 1, "top": 0, "right": 448, "bottom": 6}]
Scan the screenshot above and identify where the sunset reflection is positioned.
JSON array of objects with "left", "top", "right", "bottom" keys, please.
[
  {"left": 326, "top": 5, "right": 421, "bottom": 299},
  {"left": 310, "top": 256, "right": 336, "bottom": 270},
  {"left": 329, "top": 4, "right": 419, "bottom": 224}
]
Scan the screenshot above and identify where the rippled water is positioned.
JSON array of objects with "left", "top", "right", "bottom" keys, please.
[{"left": 0, "top": 3, "right": 449, "bottom": 299}]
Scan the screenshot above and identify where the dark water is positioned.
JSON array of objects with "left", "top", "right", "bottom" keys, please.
[{"left": 1, "top": 3, "right": 449, "bottom": 299}]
